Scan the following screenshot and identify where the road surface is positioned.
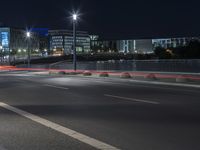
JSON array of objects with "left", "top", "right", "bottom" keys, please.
[{"left": 0, "top": 72, "right": 200, "bottom": 150}]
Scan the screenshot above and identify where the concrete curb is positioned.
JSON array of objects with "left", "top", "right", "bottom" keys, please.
[
  {"left": 144, "top": 73, "right": 157, "bottom": 81},
  {"left": 176, "top": 75, "right": 192, "bottom": 83},
  {"left": 35, "top": 70, "right": 200, "bottom": 85}
]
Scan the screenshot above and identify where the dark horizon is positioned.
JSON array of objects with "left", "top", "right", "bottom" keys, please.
[{"left": 0, "top": 0, "right": 200, "bottom": 39}]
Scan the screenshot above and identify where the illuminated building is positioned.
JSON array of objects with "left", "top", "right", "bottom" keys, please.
[
  {"left": 49, "top": 30, "right": 91, "bottom": 55},
  {"left": 0, "top": 27, "right": 40, "bottom": 61},
  {"left": 91, "top": 37, "right": 200, "bottom": 54}
]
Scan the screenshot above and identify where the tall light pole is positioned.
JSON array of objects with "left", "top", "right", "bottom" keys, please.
[
  {"left": 0, "top": 46, "right": 2, "bottom": 64},
  {"left": 73, "top": 14, "right": 77, "bottom": 71},
  {"left": 26, "top": 32, "right": 31, "bottom": 68}
]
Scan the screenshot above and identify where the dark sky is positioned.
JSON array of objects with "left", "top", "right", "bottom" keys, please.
[{"left": 0, "top": 0, "right": 200, "bottom": 39}]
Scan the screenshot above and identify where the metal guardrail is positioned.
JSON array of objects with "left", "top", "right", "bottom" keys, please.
[{"left": 49, "top": 59, "right": 200, "bottom": 73}]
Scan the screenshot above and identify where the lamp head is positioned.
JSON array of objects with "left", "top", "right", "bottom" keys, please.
[
  {"left": 26, "top": 32, "right": 31, "bottom": 38},
  {"left": 73, "top": 14, "right": 77, "bottom": 21}
]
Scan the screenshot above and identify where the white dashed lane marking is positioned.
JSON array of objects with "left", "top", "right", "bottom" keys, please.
[
  {"left": 44, "top": 84, "right": 69, "bottom": 90},
  {"left": 104, "top": 94, "right": 160, "bottom": 105}
]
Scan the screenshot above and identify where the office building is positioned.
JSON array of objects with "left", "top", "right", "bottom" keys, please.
[
  {"left": 0, "top": 27, "right": 40, "bottom": 62},
  {"left": 91, "top": 40, "right": 118, "bottom": 53},
  {"left": 91, "top": 37, "right": 200, "bottom": 54},
  {"left": 117, "top": 39, "right": 153, "bottom": 54},
  {"left": 91, "top": 39, "right": 153, "bottom": 54},
  {"left": 152, "top": 37, "right": 200, "bottom": 49},
  {"left": 49, "top": 30, "right": 91, "bottom": 55},
  {"left": 32, "top": 28, "right": 49, "bottom": 50}
]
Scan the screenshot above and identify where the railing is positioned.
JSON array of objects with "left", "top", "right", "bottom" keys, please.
[{"left": 49, "top": 59, "right": 200, "bottom": 73}]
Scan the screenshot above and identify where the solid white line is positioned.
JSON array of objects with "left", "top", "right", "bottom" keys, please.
[
  {"left": 84, "top": 78, "right": 200, "bottom": 94},
  {"left": 0, "top": 102, "right": 120, "bottom": 150},
  {"left": 44, "top": 84, "right": 69, "bottom": 90},
  {"left": 129, "top": 79, "right": 200, "bottom": 89},
  {"left": 74, "top": 76, "right": 200, "bottom": 90},
  {"left": 104, "top": 94, "right": 159, "bottom": 105}
]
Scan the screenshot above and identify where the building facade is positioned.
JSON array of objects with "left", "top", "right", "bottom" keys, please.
[
  {"left": 117, "top": 39, "right": 153, "bottom": 54},
  {"left": 31, "top": 28, "right": 49, "bottom": 56},
  {"left": 0, "top": 27, "right": 40, "bottom": 62},
  {"left": 91, "top": 40, "right": 118, "bottom": 53},
  {"left": 49, "top": 30, "right": 91, "bottom": 55},
  {"left": 152, "top": 37, "right": 200, "bottom": 49},
  {"left": 91, "top": 37, "right": 200, "bottom": 54},
  {"left": 91, "top": 39, "right": 153, "bottom": 54}
]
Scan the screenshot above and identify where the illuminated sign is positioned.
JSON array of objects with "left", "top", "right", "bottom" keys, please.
[{"left": 1, "top": 32, "right": 9, "bottom": 47}]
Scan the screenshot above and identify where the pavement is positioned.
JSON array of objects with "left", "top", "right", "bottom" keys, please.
[{"left": 0, "top": 71, "right": 200, "bottom": 150}]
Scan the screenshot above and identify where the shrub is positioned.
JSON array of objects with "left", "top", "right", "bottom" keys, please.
[
  {"left": 121, "top": 72, "right": 132, "bottom": 78},
  {"left": 58, "top": 71, "right": 66, "bottom": 75},
  {"left": 176, "top": 75, "right": 191, "bottom": 83},
  {"left": 99, "top": 72, "right": 109, "bottom": 77},
  {"left": 83, "top": 71, "right": 92, "bottom": 76}
]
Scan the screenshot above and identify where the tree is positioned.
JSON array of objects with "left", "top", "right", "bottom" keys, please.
[
  {"left": 154, "top": 47, "right": 173, "bottom": 59},
  {"left": 154, "top": 40, "right": 200, "bottom": 59},
  {"left": 185, "top": 40, "right": 200, "bottom": 59}
]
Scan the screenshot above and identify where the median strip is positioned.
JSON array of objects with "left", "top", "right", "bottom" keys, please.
[
  {"left": 0, "top": 102, "right": 120, "bottom": 150},
  {"left": 104, "top": 94, "right": 160, "bottom": 105}
]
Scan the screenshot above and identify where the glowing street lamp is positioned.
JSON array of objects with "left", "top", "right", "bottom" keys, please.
[
  {"left": 26, "top": 32, "right": 31, "bottom": 38},
  {"left": 73, "top": 14, "right": 77, "bottom": 21},
  {"left": 18, "top": 49, "right": 22, "bottom": 53},
  {"left": 72, "top": 13, "right": 78, "bottom": 71},
  {"left": 26, "top": 31, "right": 31, "bottom": 68}
]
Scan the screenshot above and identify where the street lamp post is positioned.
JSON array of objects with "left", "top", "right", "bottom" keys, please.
[
  {"left": 0, "top": 46, "right": 2, "bottom": 64},
  {"left": 26, "top": 32, "right": 31, "bottom": 68},
  {"left": 8, "top": 48, "right": 11, "bottom": 65},
  {"left": 73, "top": 14, "right": 77, "bottom": 71}
]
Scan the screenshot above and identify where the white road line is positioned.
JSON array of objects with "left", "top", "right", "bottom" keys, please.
[
  {"left": 90, "top": 79, "right": 200, "bottom": 94},
  {"left": 104, "top": 94, "right": 160, "bottom": 105},
  {"left": 44, "top": 84, "right": 69, "bottom": 90},
  {"left": 0, "top": 102, "right": 120, "bottom": 150},
  {"left": 129, "top": 80, "right": 200, "bottom": 89}
]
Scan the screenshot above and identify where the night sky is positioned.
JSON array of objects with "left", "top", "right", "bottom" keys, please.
[{"left": 0, "top": 0, "right": 200, "bottom": 39}]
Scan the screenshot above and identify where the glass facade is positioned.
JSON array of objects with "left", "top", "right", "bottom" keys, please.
[
  {"left": 152, "top": 37, "right": 197, "bottom": 49},
  {"left": 0, "top": 27, "right": 40, "bottom": 63},
  {"left": 91, "top": 37, "right": 200, "bottom": 54},
  {"left": 1, "top": 32, "right": 9, "bottom": 47},
  {"left": 49, "top": 30, "right": 91, "bottom": 55},
  {"left": 64, "top": 36, "right": 90, "bottom": 53},
  {"left": 0, "top": 28, "right": 10, "bottom": 56}
]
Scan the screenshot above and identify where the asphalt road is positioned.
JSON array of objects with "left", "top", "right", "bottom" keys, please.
[{"left": 0, "top": 72, "right": 200, "bottom": 150}]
